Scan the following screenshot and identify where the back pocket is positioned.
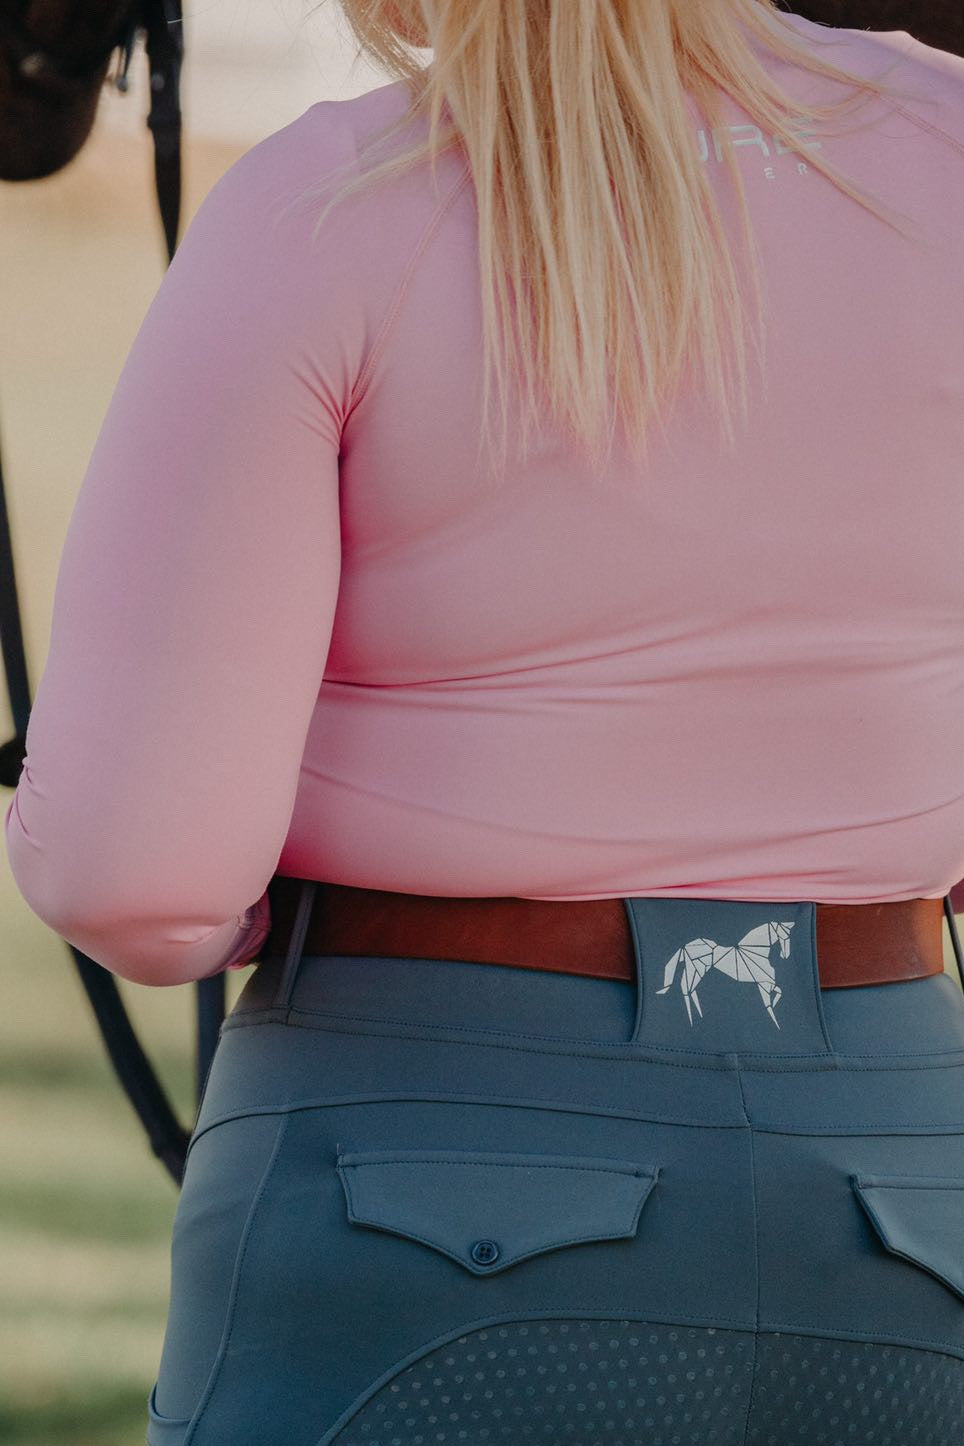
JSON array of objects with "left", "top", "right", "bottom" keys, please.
[
  {"left": 851, "top": 1173, "right": 964, "bottom": 1302},
  {"left": 335, "top": 1147, "right": 660, "bottom": 1274}
]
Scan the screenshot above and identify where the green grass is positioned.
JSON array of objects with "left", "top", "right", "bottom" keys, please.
[
  {"left": 0, "top": 1390, "right": 164, "bottom": 1446},
  {"left": 0, "top": 868, "right": 248, "bottom": 1446}
]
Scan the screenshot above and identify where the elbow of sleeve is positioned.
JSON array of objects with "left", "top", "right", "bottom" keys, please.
[
  {"left": 24, "top": 903, "right": 262, "bottom": 988},
  {"left": 6, "top": 858, "right": 251, "bottom": 990},
  {"left": 5, "top": 801, "right": 92, "bottom": 945},
  {"left": 5, "top": 794, "right": 271, "bottom": 986}
]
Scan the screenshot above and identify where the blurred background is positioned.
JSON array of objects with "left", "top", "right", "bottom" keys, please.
[
  {"left": 0, "top": 4, "right": 403, "bottom": 1442},
  {"left": 1, "top": 4, "right": 962, "bottom": 1445}
]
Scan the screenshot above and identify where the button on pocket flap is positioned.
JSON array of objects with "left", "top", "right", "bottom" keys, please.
[
  {"left": 851, "top": 1174, "right": 964, "bottom": 1302},
  {"left": 336, "top": 1148, "right": 660, "bottom": 1275}
]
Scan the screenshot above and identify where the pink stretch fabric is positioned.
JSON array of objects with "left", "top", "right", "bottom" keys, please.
[{"left": 5, "top": 14, "right": 964, "bottom": 985}]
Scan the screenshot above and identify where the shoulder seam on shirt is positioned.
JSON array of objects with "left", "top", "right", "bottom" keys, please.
[
  {"left": 786, "top": 20, "right": 964, "bottom": 157},
  {"left": 346, "top": 160, "right": 474, "bottom": 419},
  {"left": 338, "top": 83, "right": 964, "bottom": 423},
  {"left": 888, "top": 99, "right": 964, "bottom": 158},
  {"left": 874, "top": 28, "right": 964, "bottom": 156}
]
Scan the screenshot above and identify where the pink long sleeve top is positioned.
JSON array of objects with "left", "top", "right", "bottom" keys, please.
[{"left": 6, "top": 14, "right": 964, "bottom": 986}]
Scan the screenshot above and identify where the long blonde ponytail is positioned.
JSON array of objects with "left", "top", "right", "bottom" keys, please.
[{"left": 296, "top": 1, "right": 932, "bottom": 481}]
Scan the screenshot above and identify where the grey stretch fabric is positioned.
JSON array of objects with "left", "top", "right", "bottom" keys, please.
[
  {"left": 146, "top": 893, "right": 964, "bottom": 1446},
  {"left": 322, "top": 1320, "right": 963, "bottom": 1446}
]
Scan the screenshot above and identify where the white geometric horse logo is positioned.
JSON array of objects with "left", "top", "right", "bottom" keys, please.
[{"left": 655, "top": 921, "right": 794, "bottom": 1029}]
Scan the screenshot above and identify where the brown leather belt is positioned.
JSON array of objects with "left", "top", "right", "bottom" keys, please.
[{"left": 262, "top": 877, "right": 947, "bottom": 989}]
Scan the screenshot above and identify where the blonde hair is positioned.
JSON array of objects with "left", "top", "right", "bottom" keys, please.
[{"left": 296, "top": 0, "right": 931, "bottom": 482}]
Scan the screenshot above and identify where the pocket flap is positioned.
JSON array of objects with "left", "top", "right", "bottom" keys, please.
[
  {"left": 851, "top": 1174, "right": 964, "bottom": 1301},
  {"left": 336, "top": 1148, "right": 660, "bottom": 1275}
]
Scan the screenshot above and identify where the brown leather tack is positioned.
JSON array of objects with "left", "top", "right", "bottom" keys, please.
[{"left": 262, "top": 877, "right": 947, "bottom": 989}]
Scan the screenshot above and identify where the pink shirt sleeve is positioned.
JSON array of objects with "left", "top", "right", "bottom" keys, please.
[{"left": 4, "top": 104, "right": 361, "bottom": 986}]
